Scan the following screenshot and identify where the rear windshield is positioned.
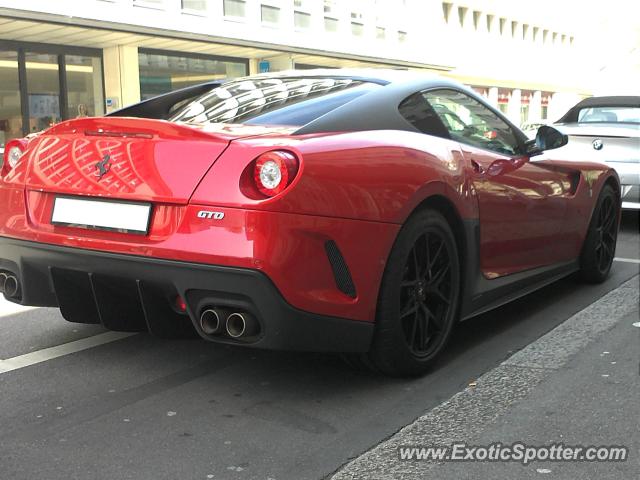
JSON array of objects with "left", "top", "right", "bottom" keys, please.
[
  {"left": 577, "top": 106, "right": 640, "bottom": 124},
  {"left": 169, "top": 77, "right": 380, "bottom": 126}
]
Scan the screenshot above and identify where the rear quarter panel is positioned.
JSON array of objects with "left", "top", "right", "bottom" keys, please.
[{"left": 191, "top": 129, "right": 478, "bottom": 224}]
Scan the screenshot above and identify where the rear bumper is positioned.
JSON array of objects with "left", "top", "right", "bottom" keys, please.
[{"left": 0, "top": 236, "right": 373, "bottom": 353}]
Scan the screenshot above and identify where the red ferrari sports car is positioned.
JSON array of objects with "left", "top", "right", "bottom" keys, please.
[{"left": 0, "top": 70, "right": 621, "bottom": 375}]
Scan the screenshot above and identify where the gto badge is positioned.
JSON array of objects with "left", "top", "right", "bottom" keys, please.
[
  {"left": 95, "top": 154, "right": 112, "bottom": 179},
  {"left": 592, "top": 139, "right": 603, "bottom": 151},
  {"left": 197, "top": 210, "right": 225, "bottom": 220}
]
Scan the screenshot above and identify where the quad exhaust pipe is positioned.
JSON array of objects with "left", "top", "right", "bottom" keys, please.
[
  {"left": 0, "top": 273, "right": 19, "bottom": 298},
  {"left": 225, "top": 312, "right": 259, "bottom": 338},
  {"left": 199, "top": 308, "right": 226, "bottom": 335},
  {"left": 198, "top": 307, "right": 259, "bottom": 339}
]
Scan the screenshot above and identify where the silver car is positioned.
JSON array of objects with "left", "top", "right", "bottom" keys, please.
[{"left": 554, "top": 96, "right": 640, "bottom": 210}]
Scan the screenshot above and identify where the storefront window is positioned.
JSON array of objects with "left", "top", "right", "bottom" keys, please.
[
  {"left": 0, "top": 43, "right": 105, "bottom": 139},
  {"left": 0, "top": 50, "right": 21, "bottom": 150},
  {"left": 25, "top": 52, "right": 61, "bottom": 134},
  {"left": 138, "top": 51, "right": 248, "bottom": 100},
  {"left": 65, "top": 55, "right": 105, "bottom": 118}
]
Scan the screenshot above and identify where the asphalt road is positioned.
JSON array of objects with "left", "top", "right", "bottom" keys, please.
[{"left": 0, "top": 212, "right": 638, "bottom": 480}]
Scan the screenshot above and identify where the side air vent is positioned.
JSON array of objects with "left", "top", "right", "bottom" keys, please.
[{"left": 324, "top": 240, "right": 357, "bottom": 298}]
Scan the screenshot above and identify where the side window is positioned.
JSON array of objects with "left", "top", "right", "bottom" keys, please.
[
  {"left": 423, "top": 89, "right": 520, "bottom": 156},
  {"left": 398, "top": 92, "right": 450, "bottom": 139}
]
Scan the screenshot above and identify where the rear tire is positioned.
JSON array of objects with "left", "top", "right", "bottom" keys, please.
[
  {"left": 579, "top": 184, "right": 619, "bottom": 284},
  {"left": 354, "top": 209, "right": 461, "bottom": 377}
]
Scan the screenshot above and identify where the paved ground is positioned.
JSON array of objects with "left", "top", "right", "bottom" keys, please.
[
  {"left": 332, "top": 276, "right": 639, "bottom": 480},
  {"left": 0, "top": 212, "right": 637, "bottom": 480}
]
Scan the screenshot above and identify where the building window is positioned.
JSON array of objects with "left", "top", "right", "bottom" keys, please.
[
  {"left": 324, "top": 0, "right": 337, "bottom": 15},
  {"left": 442, "top": 2, "right": 452, "bottom": 23},
  {"left": 398, "top": 31, "right": 407, "bottom": 43},
  {"left": 351, "top": 22, "right": 364, "bottom": 37},
  {"left": 486, "top": 14, "right": 494, "bottom": 32},
  {"left": 138, "top": 51, "right": 248, "bottom": 101},
  {"left": 324, "top": 17, "right": 338, "bottom": 32},
  {"left": 376, "top": 26, "right": 385, "bottom": 40},
  {"left": 224, "top": 0, "right": 246, "bottom": 18},
  {"left": 472, "top": 11, "right": 481, "bottom": 30},
  {"left": 0, "top": 50, "right": 22, "bottom": 149},
  {"left": 294, "top": 0, "right": 312, "bottom": 29},
  {"left": 457, "top": 6, "right": 467, "bottom": 27},
  {"left": 261, "top": 5, "right": 280, "bottom": 24},
  {"left": 522, "top": 24, "right": 529, "bottom": 40},
  {"left": 533, "top": 26, "right": 540, "bottom": 42},
  {"left": 511, "top": 21, "right": 518, "bottom": 38},
  {"left": 499, "top": 18, "right": 507, "bottom": 35},
  {"left": 182, "top": 0, "right": 207, "bottom": 13},
  {"left": 294, "top": 11, "right": 311, "bottom": 29},
  {"left": 133, "top": 0, "right": 164, "bottom": 8}
]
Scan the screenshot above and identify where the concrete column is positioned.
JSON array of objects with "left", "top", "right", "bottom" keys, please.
[
  {"left": 103, "top": 45, "right": 140, "bottom": 112},
  {"left": 487, "top": 87, "right": 499, "bottom": 108},
  {"left": 248, "top": 58, "right": 260, "bottom": 75},
  {"left": 507, "top": 88, "right": 521, "bottom": 125},
  {"left": 529, "top": 90, "right": 542, "bottom": 122},
  {"left": 264, "top": 54, "right": 294, "bottom": 72}
]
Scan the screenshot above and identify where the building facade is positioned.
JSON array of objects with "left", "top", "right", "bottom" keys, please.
[{"left": 0, "top": 0, "right": 594, "bottom": 149}]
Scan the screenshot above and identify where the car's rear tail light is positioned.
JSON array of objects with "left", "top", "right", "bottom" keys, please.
[
  {"left": 253, "top": 150, "right": 299, "bottom": 197},
  {"left": 2, "top": 139, "right": 26, "bottom": 173}
]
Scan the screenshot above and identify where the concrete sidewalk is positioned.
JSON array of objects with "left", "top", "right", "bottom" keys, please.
[{"left": 331, "top": 275, "right": 639, "bottom": 480}]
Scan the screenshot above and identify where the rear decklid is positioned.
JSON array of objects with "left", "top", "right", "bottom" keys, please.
[
  {"left": 554, "top": 123, "right": 640, "bottom": 164},
  {"left": 23, "top": 117, "right": 288, "bottom": 204}
]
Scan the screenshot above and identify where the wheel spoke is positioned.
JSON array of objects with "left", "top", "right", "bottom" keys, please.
[
  {"left": 409, "top": 312, "right": 419, "bottom": 349},
  {"left": 421, "top": 302, "right": 442, "bottom": 330},
  {"left": 412, "top": 247, "right": 421, "bottom": 280},
  {"left": 427, "top": 240, "right": 444, "bottom": 275},
  {"left": 431, "top": 287, "right": 451, "bottom": 305},
  {"left": 400, "top": 300, "right": 418, "bottom": 319},
  {"left": 603, "top": 212, "right": 616, "bottom": 230},
  {"left": 423, "top": 233, "right": 431, "bottom": 280},
  {"left": 430, "top": 263, "right": 450, "bottom": 287}
]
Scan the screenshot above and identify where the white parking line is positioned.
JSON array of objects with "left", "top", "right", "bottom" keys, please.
[
  {"left": 0, "top": 332, "right": 136, "bottom": 374},
  {"left": 614, "top": 257, "right": 640, "bottom": 264}
]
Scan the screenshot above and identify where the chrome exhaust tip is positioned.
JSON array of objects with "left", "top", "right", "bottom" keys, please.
[
  {"left": 199, "top": 308, "right": 225, "bottom": 335},
  {"left": 4, "top": 275, "right": 19, "bottom": 298},
  {"left": 226, "top": 312, "right": 258, "bottom": 338},
  {"left": 0, "top": 273, "right": 7, "bottom": 294}
]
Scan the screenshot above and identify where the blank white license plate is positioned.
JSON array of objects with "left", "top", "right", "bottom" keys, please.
[{"left": 51, "top": 196, "right": 152, "bottom": 235}]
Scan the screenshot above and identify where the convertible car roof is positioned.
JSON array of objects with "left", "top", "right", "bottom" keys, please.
[{"left": 557, "top": 95, "right": 640, "bottom": 123}]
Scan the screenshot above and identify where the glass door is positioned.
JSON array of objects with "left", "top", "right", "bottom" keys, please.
[
  {"left": 0, "top": 50, "right": 22, "bottom": 152},
  {"left": 65, "top": 55, "right": 105, "bottom": 118},
  {"left": 25, "top": 52, "right": 62, "bottom": 134}
]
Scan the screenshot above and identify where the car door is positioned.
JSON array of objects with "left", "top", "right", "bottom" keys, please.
[{"left": 421, "top": 89, "right": 576, "bottom": 277}]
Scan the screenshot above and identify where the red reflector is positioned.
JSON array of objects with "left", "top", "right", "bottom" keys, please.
[{"left": 175, "top": 296, "right": 187, "bottom": 312}]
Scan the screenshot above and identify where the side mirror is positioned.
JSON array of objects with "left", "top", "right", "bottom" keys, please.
[{"left": 525, "top": 125, "right": 568, "bottom": 156}]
